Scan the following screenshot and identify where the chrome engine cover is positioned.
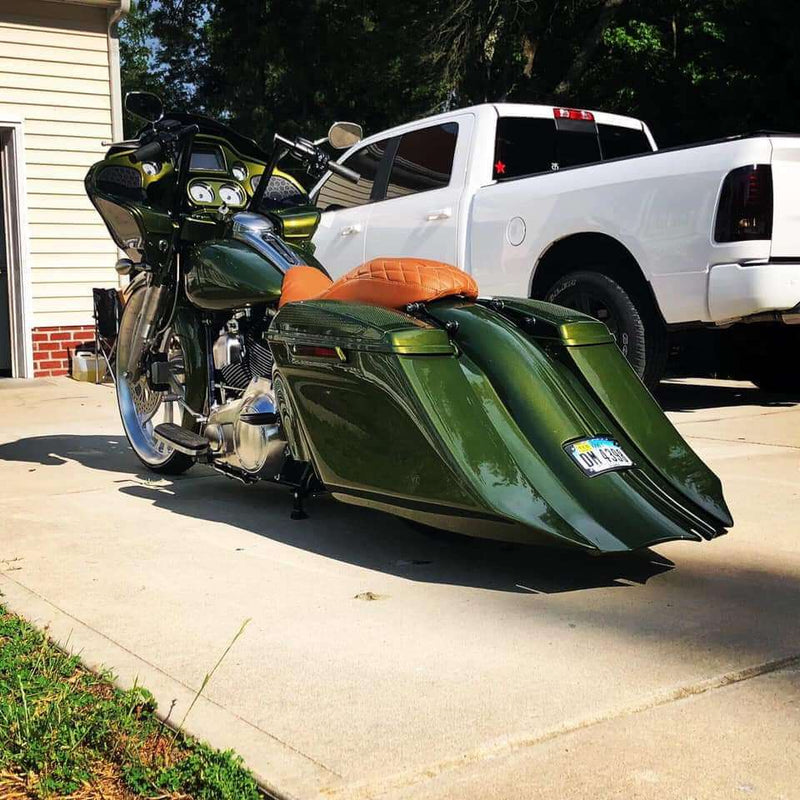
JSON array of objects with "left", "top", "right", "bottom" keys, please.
[{"left": 204, "top": 377, "right": 287, "bottom": 478}]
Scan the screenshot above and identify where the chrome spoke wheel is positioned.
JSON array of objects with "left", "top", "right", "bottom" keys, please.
[{"left": 116, "top": 289, "right": 189, "bottom": 468}]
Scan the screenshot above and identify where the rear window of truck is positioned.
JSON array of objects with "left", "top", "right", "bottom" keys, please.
[{"left": 494, "top": 117, "right": 651, "bottom": 180}]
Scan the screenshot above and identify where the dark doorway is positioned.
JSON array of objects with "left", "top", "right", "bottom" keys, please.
[{"left": 0, "top": 151, "right": 11, "bottom": 376}]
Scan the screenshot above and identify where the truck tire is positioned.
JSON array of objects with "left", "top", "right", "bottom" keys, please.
[
  {"left": 744, "top": 327, "right": 800, "bottom": 394},
  {"left": 543, "top": 270, "right": 668, "bottom": 389}
]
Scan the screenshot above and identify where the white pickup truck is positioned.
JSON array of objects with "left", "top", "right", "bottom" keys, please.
[{"left": 308, "top": 103, "right": 800, "bottom": 391}]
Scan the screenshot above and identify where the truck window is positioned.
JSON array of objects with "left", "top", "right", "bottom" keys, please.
[
  {"left": 384, "top": 123, "right": 458, "bottom": 200},
  {"left": 598, "top": 124, "right": 652, "bottom": 159},
  {"left": 494, "top": 117, "right": 556, "bottom": 179},
  {"left": 556, "top": 126, "right": 602, "bottom": 168},
  {"left": 495, "top": 116, "right": 652, "bottom": 179},
  {"left": 316, "top": 139, "right": 389, "bottom": 211}
]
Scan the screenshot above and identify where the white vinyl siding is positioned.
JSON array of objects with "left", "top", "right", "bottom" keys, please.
[{"left": 0, "top": 0, "right": 118, "bottom": 328}]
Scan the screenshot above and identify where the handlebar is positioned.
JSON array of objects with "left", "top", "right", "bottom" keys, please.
[
  {"left": 129, "top": 139, "right": 163, "bottom": 163},
  {"left": 273, "top": 132, "right": 360, "bottom": 184},
  {"left": 327, "top": 160, "right": 361, "bottom": 183},
  {"left": 129, "top": 123, "right": 199, "bottom": 164}
]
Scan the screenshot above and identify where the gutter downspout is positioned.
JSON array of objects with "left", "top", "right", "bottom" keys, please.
[
  {"left": 107, "top": 0, "right": 130, "bottom": 142},
  {"left": 107, "top": 0, "right": 130, "bottom": 279}
]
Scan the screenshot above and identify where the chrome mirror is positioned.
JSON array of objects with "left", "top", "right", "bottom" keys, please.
[{"left": 328, "top": 121, "right": 363, "bottom": 150}]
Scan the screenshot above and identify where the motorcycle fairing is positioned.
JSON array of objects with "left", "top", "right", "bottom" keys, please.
[{"left": 269, "top": 297, "right": 732, "bottom": 553}]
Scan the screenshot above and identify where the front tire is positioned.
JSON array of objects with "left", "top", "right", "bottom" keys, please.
[
  {"left": 116, "top": 287, "right": 197, "bottom": 474},
  {"left": 543, "top": 270, "right": 668, "bottom": 389}
]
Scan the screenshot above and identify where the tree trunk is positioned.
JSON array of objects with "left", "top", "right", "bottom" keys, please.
[{"left": 552, "top": 0, "right": 626, "bottom": 99}]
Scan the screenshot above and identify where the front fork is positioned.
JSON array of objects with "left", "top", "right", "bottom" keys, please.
[{"left": 124, "top": 283, "right": 169, "bottom": 381}]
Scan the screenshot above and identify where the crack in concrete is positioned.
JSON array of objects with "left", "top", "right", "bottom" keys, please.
[
  {"left": 327, "top": 652, "right": 800, "bottom": 799},
  {"left": 685, "top": 434, "right": 800, "bottom": 450}
]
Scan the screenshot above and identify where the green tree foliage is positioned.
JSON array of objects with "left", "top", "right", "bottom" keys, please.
[{"left": 118, "top": 0, "right": 800, "bottom": 148}]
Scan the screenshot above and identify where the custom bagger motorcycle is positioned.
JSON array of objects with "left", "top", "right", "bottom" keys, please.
[{"left": 85, "top": 91, "right": 733, "bottom": 553}]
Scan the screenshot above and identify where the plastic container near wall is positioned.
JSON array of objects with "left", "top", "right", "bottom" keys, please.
[{"left": 71, "top": 349, "right": 107, "bottom": 382}]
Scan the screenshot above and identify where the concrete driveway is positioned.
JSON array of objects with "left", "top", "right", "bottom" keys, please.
[{"left": 0, "top": 377, "right": 798, "bottom": 800}]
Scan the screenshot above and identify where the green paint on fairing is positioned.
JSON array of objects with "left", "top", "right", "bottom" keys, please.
[{"left": 271, "top": 205, "right": 321, "bottom": 241}]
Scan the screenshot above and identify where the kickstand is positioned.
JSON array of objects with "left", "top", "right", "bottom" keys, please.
[
  {"left": 290, "top": 465, "right": 314, "bottom": 520},
  {"left": 291, "top": 489, "right": 308, "bottom": 520}
]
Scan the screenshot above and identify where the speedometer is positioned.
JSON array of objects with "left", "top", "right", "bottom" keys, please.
[
  {"left": 189, "top": 182, "right": 214, "bottom": 204},
  {"left": 219, "top": 184, "right": 246, "bottom": 207}
]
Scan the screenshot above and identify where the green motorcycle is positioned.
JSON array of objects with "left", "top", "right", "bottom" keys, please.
[{"left": 85, "top": 91, "right": 732, "bottom": 553}]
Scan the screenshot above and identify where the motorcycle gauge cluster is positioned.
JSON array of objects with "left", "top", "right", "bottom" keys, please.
[
  {"left": 189, "top": 182, "right": 214, "bottom": 204},
  {"left": 219, "top": 184, "right": 246, "bottom": 207},
  {"left": 187, "top": 181, "right": 247, "bottom": 207}
]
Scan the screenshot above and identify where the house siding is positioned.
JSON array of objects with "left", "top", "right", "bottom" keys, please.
[{"left": 0, "top": 0, "right": 120, "bottom": 375}]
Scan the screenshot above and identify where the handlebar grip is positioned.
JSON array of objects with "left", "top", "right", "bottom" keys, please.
[
  {"left": 328, "top": 160, "right": 361, "bottom": 183},
  {"left": 130, "top": 139, "right": 164, "bottom": 164}
]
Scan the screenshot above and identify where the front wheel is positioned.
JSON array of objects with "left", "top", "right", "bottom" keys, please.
[
  {"left": 543, "top": 270, "right": 668, "bottom": 389},
  {"left": 116, "top": 287, "right": 198, "bottom": 474}
]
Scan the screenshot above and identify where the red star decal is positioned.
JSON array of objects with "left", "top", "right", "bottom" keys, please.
[{"left": 494, "top": 160, "right": 506, "bottom": 175}]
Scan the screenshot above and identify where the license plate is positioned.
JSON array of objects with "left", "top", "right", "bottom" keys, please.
[{"left": 565, "top": 437, "right": 633, "bottom": 476}]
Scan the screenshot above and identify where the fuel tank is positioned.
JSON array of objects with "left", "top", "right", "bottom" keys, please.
[
  {"left": 185, "top": 239, "right": 284, "bottom": 310},
  {"left": 268, "top": 297, "right": 732, "bottom": 553}
]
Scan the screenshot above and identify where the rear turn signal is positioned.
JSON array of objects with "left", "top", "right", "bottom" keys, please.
[{"left": 714, "top": 164, "right": 773, "bottom": 242}]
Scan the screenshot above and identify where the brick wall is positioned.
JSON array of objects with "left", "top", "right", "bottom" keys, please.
[{"left": 32, "top": 326, "right": 96, "bottom": 378}]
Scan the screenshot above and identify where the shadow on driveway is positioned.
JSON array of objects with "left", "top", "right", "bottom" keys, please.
[
  {"left": 0, "top": 433, "right": 673, "bottom": 596},
  {"left": 654, "top": 380, "right": 798, "bottom": 412}
]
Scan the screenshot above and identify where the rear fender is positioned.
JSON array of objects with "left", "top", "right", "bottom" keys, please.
[{"left": 426, "top": 300, "right": 731, "bottom": 550}]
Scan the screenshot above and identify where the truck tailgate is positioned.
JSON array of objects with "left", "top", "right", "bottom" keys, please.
[{"left": 770, "top": 137, "right": 800, "bottom": 258}]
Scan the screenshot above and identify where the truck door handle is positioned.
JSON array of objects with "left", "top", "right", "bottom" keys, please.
[
  {"left": 425, "top": 208, "right": 452, "bottom": 221},
  {"left": 340, "top": 223, "right": 362, "bottom": 236}
]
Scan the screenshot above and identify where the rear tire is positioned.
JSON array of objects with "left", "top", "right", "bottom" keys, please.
[{"left": 543, "top": 269, "right": 668, "bottom": 389}]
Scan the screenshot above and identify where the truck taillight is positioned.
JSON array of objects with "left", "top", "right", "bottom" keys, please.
[
  {"left": 553, "top": 107, "right": 595, "bottom": 122},
  {"left": 714, "top": 164, "right": 773, "bottom": 242}
]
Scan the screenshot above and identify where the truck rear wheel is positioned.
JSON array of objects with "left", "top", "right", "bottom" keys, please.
[{"left": 543, "top": 270, "right": 668, "bottom": 389}]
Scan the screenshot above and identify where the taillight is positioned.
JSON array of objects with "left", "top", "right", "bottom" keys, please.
[
  {"left": 553, "top": 107, "right": 595, "bottom": 122},
  {"left": 714, "top": 164, "right": 773, "bottom": 242}
]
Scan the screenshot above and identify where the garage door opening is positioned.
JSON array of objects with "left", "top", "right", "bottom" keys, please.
[
  {"left": 0, "top": 123, "right": 32, "bottom": 378},
  {"left": 0, "top": 152, "right": 10, "bottom": 375}
]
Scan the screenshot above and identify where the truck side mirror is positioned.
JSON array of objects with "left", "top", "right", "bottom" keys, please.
[{"left": 328, "top": 122, "right": 363, "bottom": 150}]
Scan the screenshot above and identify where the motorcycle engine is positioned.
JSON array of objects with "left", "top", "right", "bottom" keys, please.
[
  {"left": 212, "top": 314, "right": 274, "bottom": 394},
  {"left": 205, "top": 313, "right": 287, "bottom": 479}
]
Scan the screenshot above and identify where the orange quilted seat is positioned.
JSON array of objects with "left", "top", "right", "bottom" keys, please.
[{"left": 279, "top": 258, "right": 478, "bottom": 309}]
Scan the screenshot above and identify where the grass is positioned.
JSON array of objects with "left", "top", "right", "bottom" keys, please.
[{"left": 0, "top": 605, "right": 261, "bottom": 799}]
